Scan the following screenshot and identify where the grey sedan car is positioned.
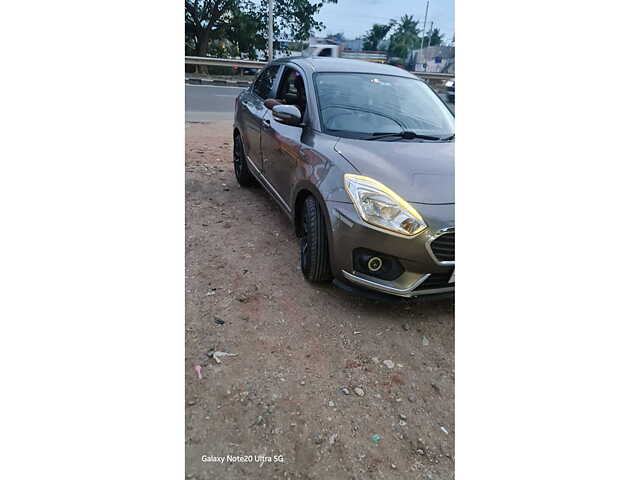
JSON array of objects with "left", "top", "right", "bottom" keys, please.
[{"left": 233, "top": 57, "right": 454, "bottom": 298}]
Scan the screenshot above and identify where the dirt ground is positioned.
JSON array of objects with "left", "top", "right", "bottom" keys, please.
[{"left": 185, "top": 120, "right": 455, "bottom": 480}]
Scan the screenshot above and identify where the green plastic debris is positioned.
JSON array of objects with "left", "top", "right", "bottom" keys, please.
[{"left": 372, "top": 434, "right": 381, "bottom": 443}]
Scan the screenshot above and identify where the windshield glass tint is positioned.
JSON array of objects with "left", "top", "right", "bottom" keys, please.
[{"left": 315, "top": 73, "right": 454, "bottom": 138}]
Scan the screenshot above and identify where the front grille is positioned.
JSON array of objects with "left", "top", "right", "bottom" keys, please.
[
  {"left": 416, "top": 270, "right": 454, "bottom": 290},
  {"left": 430, "top": 233, "right": 455, "bottom": 262}
]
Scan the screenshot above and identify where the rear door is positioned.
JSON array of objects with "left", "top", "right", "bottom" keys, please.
[{"left": 237, "top": 65, "right": 280, "bottom": 170}]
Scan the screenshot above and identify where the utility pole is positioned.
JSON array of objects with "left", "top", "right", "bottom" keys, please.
[
  {"left": 419, "top": 1, "right": 429, "bottom": 71},
  {"left": 425, "top": 21, "right": 434, "bottom": 55},
  {"left": 268, "top": 0, "right": 274, "bottom": 61}
]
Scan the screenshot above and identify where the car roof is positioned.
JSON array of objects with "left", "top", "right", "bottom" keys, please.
[{"left": 271, "top": 56, "right": 418, "bottom": 79}]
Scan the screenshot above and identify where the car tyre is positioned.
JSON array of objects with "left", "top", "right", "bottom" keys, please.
[
  {"left": 300, "top": 196, "right": 332, "bottom": 282},
  {"left": 233, "top": 133, "right": 256, "bottom": 187}
]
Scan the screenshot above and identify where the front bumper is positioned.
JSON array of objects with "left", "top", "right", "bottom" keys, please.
[{"left": 326, "top": 201, "right": 454, "bottom": 298}]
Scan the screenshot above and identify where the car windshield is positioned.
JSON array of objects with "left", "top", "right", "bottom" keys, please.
[{"left": 314, "top": 73, "right": 454, "bottom": 140}]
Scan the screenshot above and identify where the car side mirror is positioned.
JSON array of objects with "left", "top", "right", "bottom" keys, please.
[{"left": 272, "top": 104, "right": 302, "bottom": 126}]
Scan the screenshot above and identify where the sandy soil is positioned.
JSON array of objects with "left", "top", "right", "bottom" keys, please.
[{"left": 185, "top": 120, "right": 454, "bottom": 479}]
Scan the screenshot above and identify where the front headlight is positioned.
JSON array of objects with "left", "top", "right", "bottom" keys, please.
[{"left": 344, "top": 174, "right": 427, "bottom": 236}]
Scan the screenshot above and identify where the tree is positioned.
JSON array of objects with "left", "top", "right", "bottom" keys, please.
[
  {"left": 222, "top": 3, "right": 265, "bottom": 59},
  {"left": 388, "top": 14, "right": 421, "bottom": 59},
  {"left": 185, "top": 1, "right": 239, "bottom": 58},
  {"left": 422, "top": 27, "right": 443, "bottom": 47},
  {"left": 362, "top": 22, "right": 395, "bottom": 51},
  {"left": 254, "top": 0, "right": 337, "bottom": 45},
  {"left": 186, "top": 0, "right": 338, "bottom": 62}
]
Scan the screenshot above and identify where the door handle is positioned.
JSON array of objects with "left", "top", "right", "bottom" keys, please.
[{"left": 262, "top": 119, "right": 271, "bottom": 128}]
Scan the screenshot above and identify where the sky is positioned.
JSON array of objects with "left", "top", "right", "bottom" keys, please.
[{"left": 315, "top": 0, "right": 454, "bottom": 44}]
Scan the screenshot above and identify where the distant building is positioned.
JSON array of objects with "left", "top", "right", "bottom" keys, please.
[
  {"left": 408, "top": 45, "right": 455, "bottom": 73},
  {"left": 343, "top": 39, "right": 364, "bottom": 52},
  {"left": 308, "top": 36, "right": 368, "bottom": 53}
]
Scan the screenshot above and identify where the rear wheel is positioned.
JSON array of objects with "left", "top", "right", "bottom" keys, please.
[
  {"left": 300, "top": 196, "right": 332, "bottom": 282},
  {"left": 233, "top": 133, "right": 256, "bottom": 187}
]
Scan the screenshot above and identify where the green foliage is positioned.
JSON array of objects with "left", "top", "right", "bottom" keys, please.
[
  {"left": 362, "top": 22, "right": 395, "bottom": 51},
  {"left": 422, "top": 27, "right": 443, "bottom": 47},
  {"left": 388, "top": 14, "right": 421, "bottom": 59},
  {"left": 185, "top": 0, "right": 338, "bottom": 59},
  {"left": 256, "top": 0, "right": 337, "bottom": 43},
  {"left": 222, "top": 3, "right": 265, "bottom": 59}
]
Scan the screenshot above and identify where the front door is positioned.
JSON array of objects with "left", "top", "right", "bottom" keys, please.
[{"left": 260, "top": 66, "right": 308, "bottom": 210}]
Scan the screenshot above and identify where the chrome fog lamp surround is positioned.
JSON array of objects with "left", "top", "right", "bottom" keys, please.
[{"left": 367, "top": 256, "right": 383, "bottom": 272}]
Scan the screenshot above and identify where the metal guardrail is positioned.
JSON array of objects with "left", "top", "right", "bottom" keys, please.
[
  {"left": 412, "top": 71, "right": 455, "bottom": 80},
  {"left": 341, "top": 52, "right": 388, "bottom": 61},
  {"left": 185, "top": 56, "right": 266, "bottom": 69},
  {"left": 185, "top": 56, "right": 454, "bottom": 80}
]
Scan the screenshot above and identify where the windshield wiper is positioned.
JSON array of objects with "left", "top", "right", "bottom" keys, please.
[{"left": 366, "top": 131, "right": 444, "bottom": 141}]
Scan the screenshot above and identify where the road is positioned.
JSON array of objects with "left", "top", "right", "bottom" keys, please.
[
  {"left": 185, "top": 83, "right": 454, "bottom": 122},
  {"left": 186, "top": 85, "right": 246, "bottom": 122}
]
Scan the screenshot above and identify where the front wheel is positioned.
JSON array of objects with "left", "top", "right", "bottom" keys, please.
[{"left": 300, "top": 196, "right": 333, "bottom": 282}]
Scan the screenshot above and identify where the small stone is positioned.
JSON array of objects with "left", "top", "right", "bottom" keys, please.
[
  {"left": 187, "top": 400, "right": 197, "bottom": 406},
  {"left": 399, "top": 413, "right": 407, "bottom": 421},
  {"left": 300, "top": 380, "right": 305, "bottom": 385},
  {"left": 214, "top": 317, "right": 225, "bottom": 325},
  {"left": 422, "top": 336, "right": 429, "bottom": 346},
  {"left": 340, "top": 387, "right": 350, "bottom": 395},
  {"left": 328, "top": 401, "right": 336, "bottom": 408},
  {"left": 391, "top": 464, "right": 397, "bottom": 470},
  {"left": 313, "top": 434, "right": 324, "bottom": 445},
  {"left": 408, "top": 394, "right": 417, "bottom": 403},
  {"left": 329, "top": 433, "right": 338, "bottom": 445},
  {"left": 440, "top": 426, "right": 449, "bottom": 434},
  {"left": 402, "top": 323, "right": 410, "bottom": 331},
  {"left": 417, "top": 448, "right": 426, "bottom": 456},
  {"left": 399, "top": 420, "right": 407, "bottom": 426},
  {"left": 383, "top": 360, "right": 395, "bottom": 369},
  {"left": 354, "top": 387, "right": 365, "bottom": 397}
]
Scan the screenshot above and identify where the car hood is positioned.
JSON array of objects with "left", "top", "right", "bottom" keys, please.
[{"left": 334, "top": 138, "right": 454, "bottom": 204}]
